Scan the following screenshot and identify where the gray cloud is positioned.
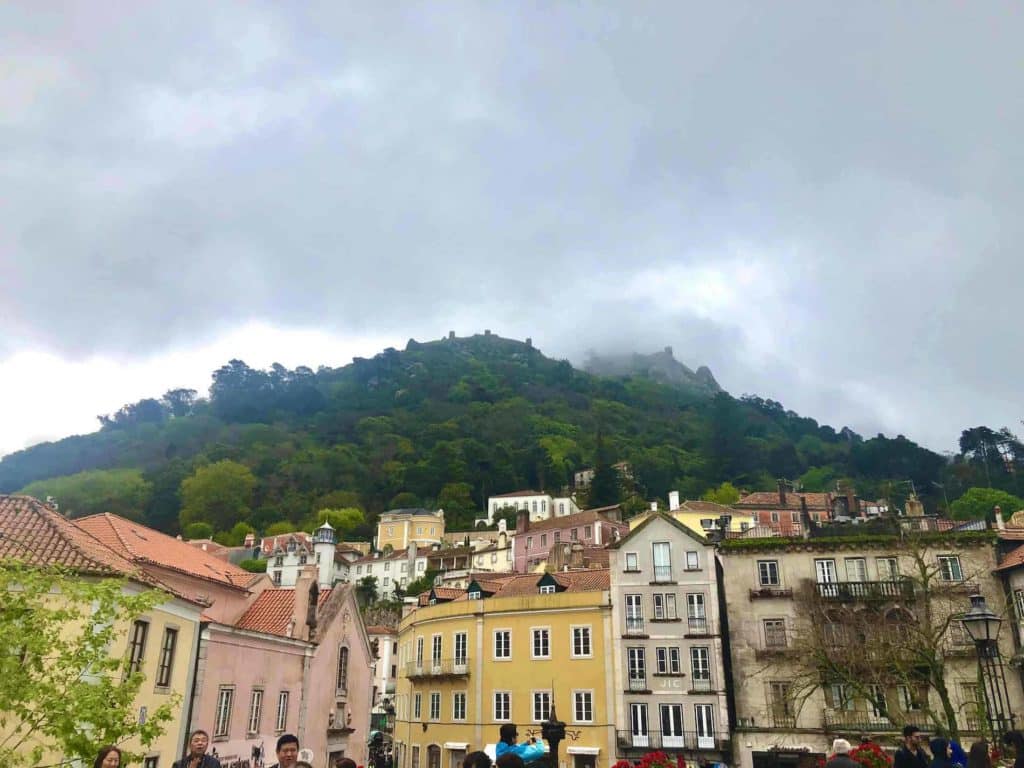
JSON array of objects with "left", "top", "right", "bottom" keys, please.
[{"left": 3, "top": 2, "right": 1023, "bottom": 451}]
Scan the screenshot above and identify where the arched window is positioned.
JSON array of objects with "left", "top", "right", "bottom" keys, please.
[{"left": 337, "top": 647, "right": 349, "bottom": 692}]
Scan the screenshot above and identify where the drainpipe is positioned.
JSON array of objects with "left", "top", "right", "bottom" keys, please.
[{"left": 181, "top": 620, "right": 208, "bottom": 759}]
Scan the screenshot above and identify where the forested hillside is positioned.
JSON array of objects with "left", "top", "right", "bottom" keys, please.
[{"left": 1, "top": 333, "right": 1017, "bottom": 541}]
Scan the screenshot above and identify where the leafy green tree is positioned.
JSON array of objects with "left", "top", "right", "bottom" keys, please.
[
  {"left": 182, "top": 522, "right": 214, "bottom": 540},
  {"left": 437, "top": 482, "right": 477, "bottom": 528},
  {"left": 388, "top": 492, "right": 421, "bottom": 509},
  {"left": 215, "top": 521, "right": 256, "bottom": 546},
  {"left": 701, "top": 481, "right": 741, "bottom": 505},
  {"left": 302, "top": 507, "right": 365, "bottom": 536},
  {"left": 238, "top": 558, "right": 267, "bottom": 573},
  {"left": 20, "top": 469, "right": 152, "bottom": 520},
  {"left": 403, "top": 569, "right": 439, "bottom": 598},
  {"left": 179, "top": 460, "right": 256, "bottom": 531},
  {"left": 588, "top": 431, "right": 621, "bottom": 507},
  {"left": 264, "top": 521, "right": 296, "bottom": 536},
  {"left": 950, "top": 487, "right": 1024, "bottom": 522},
  {"left": 356, "top": 575, "right": 379, "bottom": 606},
  {"left": 0, "top": 562, "right": 177, "bottom": 767}
]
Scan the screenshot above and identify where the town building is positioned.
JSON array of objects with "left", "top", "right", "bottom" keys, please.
[
  {"left": 378, "top": 508, "right": 446, "bottom": 550},
  {"left": 630, "top": 494, "right": 756, "bottom": 537},
  {"left": 574, "top": 462, "right": 633, "bottom": 489},
  {"left": 718, "top": 527, "right": 1022, "bottom": 768},
  {"left": 368, "top": 625, "right": 400, "bottom": 723},
  {"left": 394, "top": 570, "right": 614, "bottom": 768},
  {"left": 734, "top": 483, "right": 889, "bottom": 537},
  {"left": 350, "top": 545, "right": 431, "bottom": 601},
  {"left": 1, "top": 496, "right": 205, "bottom": 767},
  {"left": 480, "top": 491, "right": 580, "bottom": 526},
  {"left": 608, "top": 513, "right": 731, "bottom": 765},
  {"left": 514, "top": 506, "right": 627, "bottom": 572},
  {"left": 261, "top": 522, "right": 359, "bottom": 588}
]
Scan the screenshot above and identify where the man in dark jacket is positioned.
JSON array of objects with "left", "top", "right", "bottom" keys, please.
[
  {"left": 173, "top": 730, "right": 222, "bottom": 768},
  {"left": 826, "top": 739, "right": 861, "bottom": 768},
  {"left": 896, "top": 725, "right": 930, "bottom": 768}
]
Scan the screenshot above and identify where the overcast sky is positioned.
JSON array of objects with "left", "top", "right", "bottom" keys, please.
[{"left": 2, "top": 2, "right": 1023, "bottom": 460}]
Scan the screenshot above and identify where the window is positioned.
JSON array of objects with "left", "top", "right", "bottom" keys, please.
[
  {"left": 402, "top": 562, "right": 408, "bottom": 572},
  {"left": 877, "top": 557, "right": 899, "bottom": 581},
  {"left": 156, "top": 627, "right": 178, "bottom": 687},
  {"left": 686, "top": 593, "right": 705, "bottom": 630},
  {"left": 1016, "top": 589, "right": 1024, "bottom": 620},
  {"left": 758, "top": 560, "right": 780, "bottom": 587},
  {"left": 454, "top": 632, "right": 468, "bottom": 666},
  {"left": 845, "top": 557, "right": 867, "bottom": 582},
  {"left": 624, "top": 552, "right": 639, "bottom": 571},
  {"left": 416, "top": 637, "right": 424, "bottom": 667},
  {"left": 491, "top": 553, "right": 497, "bottom": 563},
  {"left": 791, "top": 511, "right": 799, "bottom": 524},
  {"left": 431, "top": 635, "right": 442, "bottom": 666},
  {"left": 827, "top": 683, "right": 853, "bottom": 710},
  {"left": 694, "top": 703, "right": 714, "bottom": 746},
  {"left": 869, "top": 684, "right": 888, "bottom": 717},
  {"left": 299, "top": 554, "right": 307, "bottom": 565},
  {"left": 388, "top": 526, "right": 395, "bottom": 536},
  {"left": 247, "top": 688, "right": 263, "bottom": 734},
  {"left": 628, "top": 647, "right": 646, "bottom": 687},
  {"left": 690, "top": 647, "right": 710, "bottom": 686},
  {"left": 571, "top": 528, "right": 578, "bottom": 541},
  {"left": 554, "top": 531, "right": 560, "bottom": 543},
  {"left": 276, "top": 691, "right": 289, "bottom": 732},
  {"left": 661, "top": 704, "right": 684, "bottom": 747},
  {"left": 573, "top": 691, "right": 593, "bottom": 723},
  {"left": 337, "top": 647, "right": 349, "bottom": 691},
  {"left": 143, "top": 758, "right": 159, "bottom": 768},
  {"left": 532, "top": 628, "right": 550, "bottom": 659},
  {"left": 898, "top": 684, "right": 924, "bottom": 712},
  {"left": 417, "top": 561, "right": 425, "bottom": 571},
  {"left": 429, "top": 692, "right": 441, "bottom": 721},
  {"left": 383, "top": 577, "right": 390, "bottom": 587},
  {"left": 653, "top": 593, "right": 677, "bottom": 620},
  {"left": 625, "top": 593, "right": 643, "bottom": 632},
  {"left": 668, "top": 646, "right": 681, "bottom": 673},
  {"left": 686, "top": 551, "right": 699, "bottom": 570},
  {"left": 417, "top": 527, "right": 423, "bottom": 535},
  {"left": 655, "top": 647, "right": 670, "bottom": 674},
  {"left": 274, "top": 555, "right": 284, "bottom": 566},
  {"left": 494, "top": 691, "right": 511, "bottom": 721},
  {"left": 468, "top": 590, "right": 481, "bottom": 600},
  {"left": 414, "top": 692, "right": 422, "bottom": 719},
  {"left": 585, "top": 526, "right": 592, "bottom": 538},
  {"left": 532, "top": 501, "right": 538, "bottom": 512},
  {"left": 273, "top": 570, "right": 282, "bottom": 586},
  {"left": 412, "top": 746, "right": 420, "bottom": 768},
  {"left": 533, "top": 691, "right": 551, "bottom": 722},
  {"left": 215, "top": 686, "right": 234, "bottom": 737},
  {"left": 542, "top": 500, "right": 547, "bottom": 512},
  {"left": 938, "top": 555, "right": 964, "bottom": 582},
  {"left": 539, "top": 584, "right": 555, "bottom": 594},
  {"left": 527, "top": 536, "right": 534, "bottom": 549},
  {"left": 560, "top": 502, "right": 566, "bottom": 514},
  {"left": 494, "top": 630, "right": 511, "bottom": 659},
  {"left": 769, "top": 681, "right": 794, "bottom": 724},
  {"left": 385, "top": 561, "right": 391, "bottom": 571},
  {"left": 357, "top": 565, "right": 363, "bottom": 575},
  {"left": 127, "top": 620, "right": 149, "bottom": 675},
  {"left": 764, "top": 619, "right": 787, "bottom": 648},
  {"left": 453, "top": 692, "right": 467, "bottom": 721},
  {"left": 571, "top": 626, "right": 592, "bottom": 657}
]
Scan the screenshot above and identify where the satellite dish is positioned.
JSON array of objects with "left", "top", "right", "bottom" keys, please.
[{"left": 299, "top": 748, "right": 315, "bottom": 763}]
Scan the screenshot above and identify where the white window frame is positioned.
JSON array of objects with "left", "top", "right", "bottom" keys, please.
[
  {"left": 215, "top": 686, "right": 234, "bottom": 737},
  {"left": 454, "top": 632, "right": 468, "bottom": 666},
  {"left": 531, "top": 627, "right": 551, "bottom": 659},
  {"left": 572, "top": 690, "right": 594, "bottom": 723},
  {"left": 453, "top": 691, "right": 467, "bottom": 721},
  {"left": 757, "top": 560, "right": 780, "bottom": 587},
  {"left": 532, "top": 690, "right": 552, "bottom": 723},
  {"left": 494, "top": 691, "right": 511, "bottom": 721},
  {"left": 416, "top": 637, "right": 424, "bottom": 668},
  {"left": 494, "top": 629, "right": 512, "bottom": 660},
  {"left": 247, "top": 688, "right": 263, "bottom": 734},
  {"left": 539, "top": 584, "right": 556, "bottom": 594},
  {"left": 276, "top": 690, "right": 289, "bottom": 732},
  {"left": 685, "top": 551, "right": 699, "bottom": 570},
  {"left": 652, "top": 541, "right": 672, "bottom": 582},
  {"left": 431, "top": 634, "right": 442, "bottom": 667},
  {"left": 414, "top": 693, "right": 422, "bottom": 719},
  {"left": 429, "top": 691, "right": 441, "bottom": 721},
  {"left": 877, "top": 556, "right": 899, "bottom": 581},
  {"left": 845, "top": 557, "right": 868, "bottom": 582},
  {"left": 571, "top": 625, "right": 592, "bottom": 658},
  {"left": 624, "top": 552, "right": 639, "bottom": 571},
  {"left": 690, "top": 646, "right": 711, "bottom": 683},
  {"left": 938, "top": 555, "right": 964, "bottom": 582}
]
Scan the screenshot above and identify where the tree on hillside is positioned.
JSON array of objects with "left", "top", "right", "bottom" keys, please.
[
  {"left": 182, "top": 522, "right": 214, "bottom": 540},
  {"left": 215, "top": 521, "right": 256, "bottom": 546},
  {"left": 701, "top": 481, "right": 741, "bottom": 505},
  {"left": 950, "top": 487, "right": 1024, "bottom": 522},
  {"left": 588, "top": 430, "right": 622, "bottom": 507},
  {"left": 0, "top": 563, "right": 177, "bottom": 767},
  {"left": 20, "top": 469, "right": 153, "bottom": 520},
  {"left": 437, "top": 482, "right": 477, "bottom": 529},
  {"left": 389, "top": 492, "right": 421, "bottom": 509},
  {"left": 179, "top": 460, "right": 256, "bottom": 531},
  {"left": 302, "top": 507, "right": 365, "bottom": 537},
  {"left": 356, "top": 575, "right": 379, "bottom": 606}
]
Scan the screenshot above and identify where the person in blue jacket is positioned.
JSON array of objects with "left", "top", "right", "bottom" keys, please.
[{"left": 495, "top": 724, "right": 547, "bottom": 765}]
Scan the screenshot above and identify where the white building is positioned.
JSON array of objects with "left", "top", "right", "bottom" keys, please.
[
  {"left": 480, "top": 490, "right": 580, "bottom": 525},
  {"left": 350, "top": 544, "right": 431, "bottom": 601},
  {"left": 367, "top": 625, "right": 399, "bottom": 711},
  {"left": 264, "top": 523, "right": 361, "bottom": 588}
]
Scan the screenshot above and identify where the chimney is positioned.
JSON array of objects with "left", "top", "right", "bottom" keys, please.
[
  {"left": 244, "top": 532, "right": 255, "bottom": 547},
  {"left": 799, "top": 497, "right": 813, "bottom": 538},
  {"left": 516, "top": 509, "right": 530, "bottom": 533},
  {"left": 498, "top": 529, "right": 507, "bottom": 549},
  {"left": 293, "top": 565, "right": 318, "bottom": 641},
  {"left": 484, "top": 329, "right": 491, "bottom": 335},
  {"left": 448, "top": 330, "right": 456, "bottom": 340},
  {"left": 570, "top": 543, "right": 584, "bottom": 568},
  {"left": 995, "top": 506, "right": 1006, "bottom": 531},
  {"left": 668, "top": 491, "right": 680, "bottom": 511},
  {"left": 777, "top": 479, "right": 787, "bottom": 507},
  {"left": 846, "top": 489, "right": 859, "bottom": 518},
  {"left": 904, "top": 495, "right": 925, "bottom": 517}
]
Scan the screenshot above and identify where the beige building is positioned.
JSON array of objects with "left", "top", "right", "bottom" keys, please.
[
  {"left": 378, "top": 508, "right": 446, "bottom": 551},
  {"left": 719, "top": 530, "right": 1022, "bottom": 768},
  {"left": 608, "top": 513, "right": 731, "bottom": 765}
]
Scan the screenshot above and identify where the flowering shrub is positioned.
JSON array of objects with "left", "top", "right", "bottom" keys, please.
[{"left": 637, "top": 752, "right": 675, "bottom": 768}]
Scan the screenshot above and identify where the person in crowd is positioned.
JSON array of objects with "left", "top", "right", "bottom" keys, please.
[
  {"left": 1002, "top": 731, "right": 1024, "bottom": 768},
  {"left": 495, "top": 754, "right": 524, "bottom": 768},
  {"left": 967, "top": 741, "right": 992, "bottom": 768},
  {"left": 296, "top": 762, "right": 313, "bottom": 768},
  {"left": 174, "top": 729, "right": 222, "bottom": 768},
  {"left": 270, "top": 734, "right": 301, "bottom": 768},
  {"left": 337, "top": 758, "right": 357, "bottom": 768},
  {"left": 93, "top": 746, "right": 122, "bottom": 768},
  {"left": 896, "top": 726, "right": 931, "bottom": 768},
  {"left": 826, "top": 739, "right": 860, "bottom": 768},
  {"left": 495, "top": 724, "right": 545, "bottom": 765},
  {"left": 464, "top": 751, "right": 493, "bottom": 768},
  {"left": 950, "top": 741, "right": 968, "bottom": 768},
  {"left": 930, "top": 738, "right": 955, "bottom": 768}
]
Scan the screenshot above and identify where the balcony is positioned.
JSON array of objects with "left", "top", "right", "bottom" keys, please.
[
  {"left": 689, "top": 678, "right": 713, "bottom": 693},
  {"left": 628, "top": 676, "right": 650, "bottom": 692},
  {"left": 685, "top": 617, "right": 716, "bottom": 637},
  {"left": 814, "top": 580, "right": 916, "bottom": 602},
  {"left": 624, "top": 617, "right": 646, "bottom": 636},
  {"left": 754, "top": 632, "right": 796, "bottom": 660},
  {"left": 405, "top": 658, "right": 470, "bottom": 679},
  {"left": 750, "top": 587, "right": 793, "bottom": 599},
  {"left": 652, "top": 565, "right": 674, "bottom": 584},
  {"left": 823, "top": 709, "right": 895, "bottom": 732},
  {"left": 616, "top": 730, "right": 730, "bottom": 753}
]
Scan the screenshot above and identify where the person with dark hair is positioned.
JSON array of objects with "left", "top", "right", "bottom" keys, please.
[
  {"left": 496, "top": 754, "right": 525, "bottom": 768},
  {"left": 930, "top": 738, "right": 955, "bottom": 768},
  {"left": 270, "top": 734, "right": 300, "bottom": 768},
  {"left": 174, "top": 730, "right": 222, "bottom": 768},
  {"left": 967, "top": 741, "right": 992, "bottom": 768},
  {"left": 495, "top": 724, "right": 545, "bottom": 765},
  {"left": 463, "top": 751, "right": 493, "bottom": 768},
  {"left": 93, "top": 746, "right": 122, "bottom": 768},
  {"left": 896, "top": 726, "right": 930, "bottom": 768},
  {"left": 338, "top": 758, "right": 358, "bottom": 768}
]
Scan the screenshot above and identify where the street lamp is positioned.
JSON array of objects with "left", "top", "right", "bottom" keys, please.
[
  {"left": 961, "top": 593, "right": 1016, "bottom": 736},
  {"left": 541, "top": 702, "right": 566, "bottom": 768}
]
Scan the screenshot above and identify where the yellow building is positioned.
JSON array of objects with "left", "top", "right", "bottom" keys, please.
[
  {"left": 631, "top": 499, "right": 756, "bottom": 538},
  {"left": 395, "top": 570, "right": 613, "bottom": 768},
  {"left": 0, "top": 495, "right": 203, "bottom": 767},
  {"left": 378, "top": 508, "right": 446, "bottom": 551}
]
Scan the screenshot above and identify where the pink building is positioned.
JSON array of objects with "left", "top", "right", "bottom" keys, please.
[{"left": 513, "top": 505, "right": 627, "bottom": 572}]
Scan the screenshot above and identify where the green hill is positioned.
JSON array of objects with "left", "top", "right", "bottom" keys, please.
[{"left": 0, "top": 333, "right": 987, "bottom": 537}]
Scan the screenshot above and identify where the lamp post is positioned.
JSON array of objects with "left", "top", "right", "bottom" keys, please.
[
  {"left": 961, "top": 593, "right": 1016, "bottom": 736},
  {"left": 541, "top": 703, "right": 566, "bottom": 768}
]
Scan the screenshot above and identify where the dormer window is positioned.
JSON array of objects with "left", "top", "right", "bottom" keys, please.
[
  {"left": 539, "top": 585, "right": 556, "bottom": 594},
  {"left": 468, "top": 591, "right": 481, "bottom": 600},
  {"left": 429, "top": 598, "right": 437, "bottom": 606}
]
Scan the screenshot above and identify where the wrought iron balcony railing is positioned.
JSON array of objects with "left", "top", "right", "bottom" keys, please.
[
  {"left": 815, "top": 580, "right": 916, "bottom": 602},
  {"left": 405, "top": 658, "right": 470, "bottom": 679},
  {"left": 616, "top": 730, "right": 730, "bottom": 753}
]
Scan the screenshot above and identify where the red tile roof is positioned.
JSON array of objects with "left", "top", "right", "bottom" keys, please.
[
  {"left": 485, "top": 569, "right": 610, "bottom": 598},
  {"left": 366, "top": 625, "right": 397, "bottom": 635},
  {"left": 491, "top": 490, "right": 545, "bottom": 498},
  {"left": 735, "top": 491, "right": 832, "bottom": 510},
  {"left": 235, "top": 587, "right": 332, "bottom": 636},
  {"left": 77, "top": 513, "right": 257, "bottom": 590},
  {"left": 518, "top": 507, "right": 624, "bottom": 534},
  {"left": 997, "top": 543, "right": 1024, "bottom": 571}
]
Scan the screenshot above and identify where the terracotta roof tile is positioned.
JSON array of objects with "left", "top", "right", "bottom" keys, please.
[
  {"left": 517, "top": 507, "right": 625, "bottom": 534},
  {"left": 487, "top": 568, "right": 610, "bottom": 598},
  {"left": 77, "top": 513, "right": 257, "bottom": 590},
  {"left": 997, "top": 543, "right": 1024, "bottom": 571},
  {"left": 491, "top": 490, "right": 545, "bottom": 498},
  {"left": 366, "top": 625, "right": 397, "bottom": 635},
  {"left": 235, "top": 587, "right": 332, "bottom": 636},
  {"left": 735, "top": 491, "right": 832, "bottom": 510}
]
